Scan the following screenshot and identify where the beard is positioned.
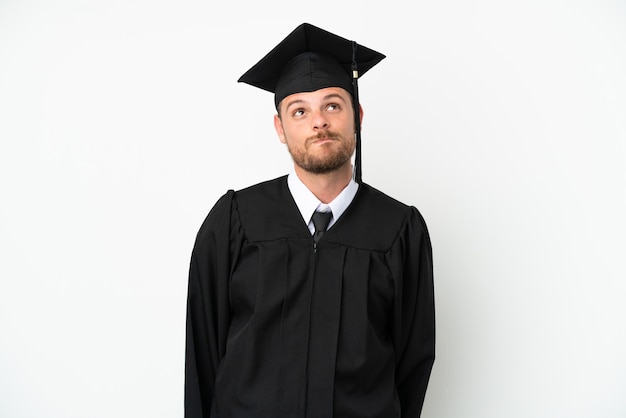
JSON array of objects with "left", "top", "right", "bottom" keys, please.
[{"left": 286, "top": 130, "right": 355, "bottom": 174}]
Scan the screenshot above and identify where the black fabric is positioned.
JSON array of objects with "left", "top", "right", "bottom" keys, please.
[
  {"left": 237, "top": 23, "right": 385, "bottom": 107},
  {"left": 185, "top": 176, "right": 435, "bottom": 418},
  {"left": 311, "top": 210, "right": 332, "bottom": 243}
]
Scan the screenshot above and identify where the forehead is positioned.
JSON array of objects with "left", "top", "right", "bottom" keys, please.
[{"left": 280, "top": 87, "right": 351, "bottom": 111}]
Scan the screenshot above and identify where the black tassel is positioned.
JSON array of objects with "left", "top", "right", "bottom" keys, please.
[{"left": 351, "top": 41, "right": 362, "bottom": 184}]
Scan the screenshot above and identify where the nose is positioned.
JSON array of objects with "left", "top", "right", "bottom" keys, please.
[{"left": 312, "top": 111, "right": 329, "bottom": 130}]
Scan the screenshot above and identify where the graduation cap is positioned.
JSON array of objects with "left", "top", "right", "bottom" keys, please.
[{"left": 238, "top": 23, "right": 385, "bottom": 184}]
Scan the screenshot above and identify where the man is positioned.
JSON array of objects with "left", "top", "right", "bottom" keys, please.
[{"left": 185, "top": 23, "right": 435, "bottom": 418}]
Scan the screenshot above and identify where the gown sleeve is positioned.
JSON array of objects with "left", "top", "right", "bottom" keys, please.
[
  {"left": 390, "top": 207, "right": 436, "bottom": 417},
  {"left": 185, "top": 191, "right": 236, "bottom": 418}
]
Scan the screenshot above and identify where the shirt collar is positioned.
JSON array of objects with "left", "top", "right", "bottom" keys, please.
[{"left": 287, "top": 171, "right": 359, "bottom": 233}]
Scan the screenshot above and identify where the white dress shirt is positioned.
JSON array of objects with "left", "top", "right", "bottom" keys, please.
[{"left": 287, "top": 171, "right": 359, "bottom": 235}]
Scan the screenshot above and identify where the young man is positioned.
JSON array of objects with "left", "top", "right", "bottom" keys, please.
[{"left": 185, "top": 23, "right": 435, "bottom": 418}]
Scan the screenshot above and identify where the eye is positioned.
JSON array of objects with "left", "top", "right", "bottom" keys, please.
[
  {"left": 292, "top": 108, "right": 305, "bottom": 117},
  {"left": 326, "top": 103, "right": 340, "bottom": 112}
]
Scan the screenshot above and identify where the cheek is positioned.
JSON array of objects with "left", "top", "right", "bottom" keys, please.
[
  {"left": 282, "top": 126, "right": 305, "bottom": 146},
  {"left": 337, "top": 114, "right": 355, "bottom": 133}
]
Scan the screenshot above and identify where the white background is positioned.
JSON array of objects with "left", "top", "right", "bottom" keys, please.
[{"left": 1, "top": 1, "right": 625, "bottom": 417}]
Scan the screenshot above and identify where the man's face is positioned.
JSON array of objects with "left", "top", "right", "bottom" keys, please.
[{"left": 274, "top": 87, "right": 358, "bottom": 174}]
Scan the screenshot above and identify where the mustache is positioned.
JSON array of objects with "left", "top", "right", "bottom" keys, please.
[{"left": 306, "top": 130, "right": 341, "bottom": 142}]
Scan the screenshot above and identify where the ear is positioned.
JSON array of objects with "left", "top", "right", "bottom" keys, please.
[
  {"left": 359, "top": 104, "right": 364, "bottom": 126},
  {"left": 274, "top": 114, "right": 287, "bottom": 144}
]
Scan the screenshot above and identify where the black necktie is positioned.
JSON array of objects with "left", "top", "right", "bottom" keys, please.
[{"left": 311, "top": 211, "right": 332, "bottom": 243}]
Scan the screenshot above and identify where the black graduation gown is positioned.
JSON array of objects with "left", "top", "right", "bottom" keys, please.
[{"left": 185, "top": 176, "right": 435, "bottom": 418}]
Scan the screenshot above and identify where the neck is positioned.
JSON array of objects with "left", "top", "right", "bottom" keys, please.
[{"left": 294, "top": 162, "right": 353, "bottom": 204}]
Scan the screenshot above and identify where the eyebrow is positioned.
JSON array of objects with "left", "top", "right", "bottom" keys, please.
[{"left": 322, "top": 93, "right": 348, "bottom": 103}]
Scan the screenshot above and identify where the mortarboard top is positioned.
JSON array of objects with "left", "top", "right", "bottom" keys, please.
[
  {"left": 238, "top": 23, "right": 385, "bottom": 108},
  {"left": 238, "top": 23, "right": 386, "bottom": 183}
]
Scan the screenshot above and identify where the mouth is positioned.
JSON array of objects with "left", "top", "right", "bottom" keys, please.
[
  {"left": 314, "top": 137, "right": 334, "bottom": 143},
  {"left": 309, "top": 132, "right": 339, "bottom": 145}
]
